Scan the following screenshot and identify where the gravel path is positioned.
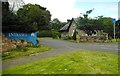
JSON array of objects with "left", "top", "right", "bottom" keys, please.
[{"left": 2, "top": 38, "right": 118, "bottom": 70}]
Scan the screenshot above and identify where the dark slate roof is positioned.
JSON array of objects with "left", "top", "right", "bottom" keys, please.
[
  {"left": 59, "top": 21, "right": 71, "bottom": 31},
  {"left": 59, "top": 18, "right": 74, "bottom": 32},
  {"left": 59, "top": 18, "right": 78, "bottom": 32}
]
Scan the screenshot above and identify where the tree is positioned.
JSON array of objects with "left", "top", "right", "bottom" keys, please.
[
  {"left": 2, "top": 2, "right": 20, "bottom": 33},
  {"left": 2, "top": 2, "right": 51, "bottom": 33},
  {"left": 77, "top": 12, "right": 117, "bottom": 38},
  {"left": 82, "top": 8, "right": 94, "bottom": 18},
  {"left": 51, "top": 18, "right": 66, "bottom": 31},
  {"left": 77, "top": 9, "right": 103, "bottom": 36},
  {"left": 17, "top": 3, "right": 51, "bottom": 32},
  {"left": 115, "top": 20, "right": 120, "bottom": 38},
  {"left": 100, "top": 17, "right": 119, "bottom": 38}
]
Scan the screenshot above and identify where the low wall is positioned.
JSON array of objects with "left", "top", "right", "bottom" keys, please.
[
  {"left": 76, "top": 36, "right": 107, "bottom": 43},
  {"left": 1, "top": 36, "right": 33, "bottom": 52}
]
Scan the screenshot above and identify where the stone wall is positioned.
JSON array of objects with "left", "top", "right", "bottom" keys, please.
[
  {"left": 68, "top": 21, "right": 76, "bottom": 36},
  {"left": 76, "top": 35, "right": 107, "bottom": 43},
  {"left": 0, "top": 36, "right": 33, "bottom": 53},
  {"left": 76, "top": 30, "right": 108, "bottom": 43},
  {"left": 61, "top": 32, "right": 69, "bottom": 39}
]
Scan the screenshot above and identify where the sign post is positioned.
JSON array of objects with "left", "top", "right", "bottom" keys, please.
[
  {"left": 112, "top": 19, "right": 116, "bottom": 39},
  {"left": 113, "top": 22, "right": 115, "bottom": 39}
]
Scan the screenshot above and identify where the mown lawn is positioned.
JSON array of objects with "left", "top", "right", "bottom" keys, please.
[
  {"left": 2, "top": 50, "right": 118, "bottom": 74},
  {"left": 2, "top": 45, "right": 52, "bottom": 60}
]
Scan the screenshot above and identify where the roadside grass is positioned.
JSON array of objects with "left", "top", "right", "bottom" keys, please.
[
  {"left": 2, "top": 45, "right": 52, "bottom": 60},
  {"left": 111, "top": 39, "right": 120, "bottom": 42},
  {"left": 2, "top": 50, "right": 118, "bottom": 74},
  {"left": 67, "top": 40, "right": 77, "bottom": 43},
  {"left": 67, "top": 39, "right": 120, "bottom": 43}
]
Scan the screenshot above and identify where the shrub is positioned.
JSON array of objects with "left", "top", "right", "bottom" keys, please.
[
  {"left": 38, "top": 30, "right": 60, "bottom": 39},
  {"left": 51, "top": 29, "right": 60, "bottom": 39},
  {"left": 63, "top": 36, "right": 73, "bottom": 40},
  {"left": 38, "top": 30, "right": 52, "bottom": 37}
]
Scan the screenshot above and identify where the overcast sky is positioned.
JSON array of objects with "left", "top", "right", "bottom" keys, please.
[{"left": 24, "top": 0, "right": 119, "bottom": 22}]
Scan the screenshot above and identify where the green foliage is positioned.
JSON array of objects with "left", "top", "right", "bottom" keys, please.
[
  {"left": 50, "top": 18, "right": 66, "bottom": 39},
  {"left": 64, "top": 33, "right": 76, "bottom": 40},
  {"left": 3, "top": 50, "right": 118, "bottom": 74},
  {"left": 82, "top": 8, "right": 94, "bottom": 18},
  {"left": 38, "top": 30, "right": 52, "bottom": 37},
  {"left": 63, "top": 36, "right": 73, "bottom": 40},
  {"left": 51, "top": 18, "right": 66, "bottom": 31},
  {"left": 77, "top": 17, "right": 103, "bottom": 36},
  {"left": 112, "top": 39, "right": 120, "bottom": 42},
  {"left": 99, "top": 17, "right": 113, "bottom": 37},
  {"left": 2, "top": 2, "right": 51, "bottom": 33},
  {"left": 51, "top": 29, "right": 60, "bottom": 39},
  {"left": 17, "top": 3, "right": 51, "bottom": 32},
  {"left": 2, "top": 2, "right": 20, "bottom": 33},
  {"left": 107, "top": 39, "right": 120, "bottom": 42},
  {"left": 38, "top": 30, "right": 60, "bottom": 39},
  {"left": 114, "top": 20, "right": 120, "bottom": 38},
  {"left": 78, "top": 9, "right": 101, "bottom": 36},
  {"left": 77, "top": 9, "right": 117, "bottom": 38}
]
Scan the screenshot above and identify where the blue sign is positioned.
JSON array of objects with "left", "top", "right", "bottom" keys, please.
[
  {"left": 112, "top": 19, "right": 116, "bottom": 23},
  {"left": 4, "top": 32, "right": 39, "bottom": 45}
]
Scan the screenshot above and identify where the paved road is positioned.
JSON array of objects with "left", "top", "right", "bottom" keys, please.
[
  {"left": 40, "top": 38, "right": 118, "bottom": 53},
  {"left": 2, "top": 38, "right": 119, "bottom": 70}
]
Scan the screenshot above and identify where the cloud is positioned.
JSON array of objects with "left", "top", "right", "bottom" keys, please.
[
  {"left": 24, "top": 0, "right": 84, "bottom": 22},
  {"left": 24, "top": 0, "right": 118, "bottom": 21},
  {"left": 75, "top": 0, "right": 119, "bottom": 2}
]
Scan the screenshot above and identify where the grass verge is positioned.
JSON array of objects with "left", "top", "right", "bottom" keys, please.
[
  {"left": 2, "top": 50, "right": 118, "bottom": 74},
  {"left": 67, "top": 39, "right": 120, "bottom": 43},
  {"left": 2, "top": 45, "right": 52, "bottom": 60},
  {"left": 111, "top": 39, "right": 120, "bottom": 42}
]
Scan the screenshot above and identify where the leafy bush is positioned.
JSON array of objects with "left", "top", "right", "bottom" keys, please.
[
  {"left": 63, "top": 36, "right": 73, "bottom": 40},
  {"left": 38, "top": 30, "right": 52, "bottom": 37},
  {"left": 38, "top": 30, "right": 60, "bottom": 39},
  {"left": 51, "top": 29, "right": 60, "bottom": 39}
]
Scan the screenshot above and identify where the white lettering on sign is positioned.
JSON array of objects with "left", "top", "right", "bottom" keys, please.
[
  {"left": 22, "top": 34, "right": 24, "bottom": 36},
  {"left": 8, "top": 33, "right": 29, "bottom": 37},
  {"left": 19, "top": 34, "right": 21, "bottom": 36},
  {"left": 11, "top": 33, "right": 13, "bottom": 36},
  {"left": 31, "top": 33, "right": 34, "bottom": 36},
  {"left": 9, "top": 33, "right": 11, "bottom": 36},
  {"left": 15, "top": 33, "right": 18, "bottom": 36}
]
